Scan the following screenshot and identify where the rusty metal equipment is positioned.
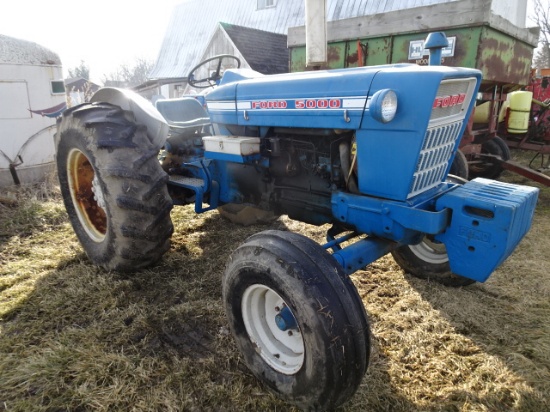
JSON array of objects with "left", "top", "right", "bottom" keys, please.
[
  {"left": 287, "top": 0, "right": 549, "bottom": 185},
  {"left": 466, "top": 73, "right": 550, "bottom": 186}
]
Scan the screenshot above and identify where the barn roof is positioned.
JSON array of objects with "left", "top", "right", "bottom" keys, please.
[
  {"left": 149, "top": 0, "right": 454, "bottom": 80},
  {"left": 220, "top": 22, "right": 288, "bottom": 74},
  {"left": 0, "top": 34, "right": 61, "bottom": 66}
]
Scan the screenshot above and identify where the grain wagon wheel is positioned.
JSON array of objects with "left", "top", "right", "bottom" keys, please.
[{"left": 468, "top": 136, "right": 511, "bottom": 180}]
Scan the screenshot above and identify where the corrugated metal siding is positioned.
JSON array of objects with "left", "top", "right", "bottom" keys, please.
[{"left": 149, "top": 0, "right": 456, "bottom": 79}]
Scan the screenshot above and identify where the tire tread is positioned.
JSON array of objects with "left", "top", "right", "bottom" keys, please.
[{"left": 56, "top": 102, "right": 173, "bottom": 272}]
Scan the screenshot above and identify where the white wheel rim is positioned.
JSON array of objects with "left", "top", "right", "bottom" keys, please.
[
  {"left": 241, "top": 284, "right": 304, "bottom": 375},
  {"left": 67, "top": 148, "right": 107, "bottom": 242},
  {"left": 409, "top": 236, "right": 449, "bottom": 264}
]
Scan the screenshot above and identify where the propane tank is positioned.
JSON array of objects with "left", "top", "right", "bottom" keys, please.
[
  {"left": 473, "top": 100, "right": 509, "bottom": 124},
  {"left": 507, "top": 91, "right": 532, "bottom": 134}
]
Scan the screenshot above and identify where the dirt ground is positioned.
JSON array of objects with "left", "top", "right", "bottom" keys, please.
[{"left": 0, "top": 158, "right": 549, "bottom": 411}]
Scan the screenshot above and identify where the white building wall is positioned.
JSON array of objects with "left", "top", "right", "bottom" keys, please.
[
  {"left": 0, "top": 62, "right": 64, "bottom": 185},
  {"left": 491, "top": 0, "right": 528, "bottom": 28}
]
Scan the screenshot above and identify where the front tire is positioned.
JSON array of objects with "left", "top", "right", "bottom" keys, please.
[
  {"left": 391, "top": 236, "right": 475, "bottom": 287},
  {"left": 56, "top": 103, "right": 173, "bottom": 271},
  {"left": 449, "top": 149, "right": 469, "bottom": 180},
  {"left": 223, "top": 230, "right": 370, "bottom": 410},
  {"left": 391, "top": 175, "right": 475, "bottom": 287}
]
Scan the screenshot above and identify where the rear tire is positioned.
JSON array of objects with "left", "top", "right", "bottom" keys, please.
[
  {"left": 56, "top": 103, "right": 173, "bottom": 271},
  {"left": 223, "top": 230, "right": 370, "bottom": 410}
]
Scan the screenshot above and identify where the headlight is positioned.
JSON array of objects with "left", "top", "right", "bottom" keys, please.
[{"left": 370, "top": 89, "right": 398, "bottom": 123}]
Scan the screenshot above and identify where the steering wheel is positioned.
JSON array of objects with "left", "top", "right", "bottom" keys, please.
[{"left": 187, "top": 55, "right": 241, "bottom": 88}]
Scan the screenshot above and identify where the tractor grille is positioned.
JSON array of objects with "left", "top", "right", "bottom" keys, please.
[
  {"left": 409, "top": 120, "right": 463, "bottom": 198},
  {"left": 408, "top": 77, "right": 477, "bottom": 199}
]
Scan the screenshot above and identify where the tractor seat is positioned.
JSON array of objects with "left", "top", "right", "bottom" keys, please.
[{"left": 155, "top": 97, "right": 211, "bottom": 130}]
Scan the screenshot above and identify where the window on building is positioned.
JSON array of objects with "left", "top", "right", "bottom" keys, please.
[
  {"left": 51, "top": 80, "right": 65, "bottom": 95},
  {"left": 257, "top": 0, "right": 275, "bottom": 10}
]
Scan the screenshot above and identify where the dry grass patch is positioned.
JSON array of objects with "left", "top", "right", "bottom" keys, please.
[{"left": 0, "top": 163, "right": 549, "bottom": 411}]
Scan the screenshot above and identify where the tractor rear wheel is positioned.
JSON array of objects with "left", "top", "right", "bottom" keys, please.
[
  {"left": 223, "top": 230, "right": 370, "bottom": 410},
  {"left": 56, "top": 103, "right": 173, "bottom": 271}
]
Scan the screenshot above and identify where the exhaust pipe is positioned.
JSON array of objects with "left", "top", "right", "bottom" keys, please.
[{"left": 424, "top": 32, "right": 449, "bottom": 66}]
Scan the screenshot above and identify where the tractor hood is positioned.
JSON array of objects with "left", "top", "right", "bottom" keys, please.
[{"left": 205, "top": 65, "right": 394, "bottom": 129}]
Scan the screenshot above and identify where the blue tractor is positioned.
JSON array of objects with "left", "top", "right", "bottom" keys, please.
[{"left": 55, "top": 35, "right": 539, "bottom": 410}]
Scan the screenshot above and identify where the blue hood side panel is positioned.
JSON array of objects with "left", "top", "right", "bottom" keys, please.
[
  {"left": 205, "top": 83, "right": 239, "bottom": 126},
  {"left": 355, "top": 66, "right": 482, "bottom": 201},
  {"left": 206, "top": 66, "right": 383, "bottom": 129}
]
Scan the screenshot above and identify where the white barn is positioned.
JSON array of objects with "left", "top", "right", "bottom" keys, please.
[{"left": 0, "top": 34, "right": 66, "bottom": 186}]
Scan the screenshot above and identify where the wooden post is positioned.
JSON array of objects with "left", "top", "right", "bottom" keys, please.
[{"left": 305, "top": 0, "right": 327, "bottom": 67}]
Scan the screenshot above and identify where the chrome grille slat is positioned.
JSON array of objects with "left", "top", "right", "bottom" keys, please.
[{"left": 409, "top": 121, "right": 463, "bottom": 198}]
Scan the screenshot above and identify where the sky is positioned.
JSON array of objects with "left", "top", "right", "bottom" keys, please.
[
  {"left": 0, "top": 0, "right": 184, "bottom": 83},
  {"left": 0, "top": 0, "right": 544, "bottom": 85}
]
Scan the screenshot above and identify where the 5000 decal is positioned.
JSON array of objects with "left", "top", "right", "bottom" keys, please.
[{"left": 295, "top": 99, "right": 342, "bottom": 109}]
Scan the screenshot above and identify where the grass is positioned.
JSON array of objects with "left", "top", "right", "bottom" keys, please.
[{"left": 0, "top": 160, "right": 549, "bottom": 411}]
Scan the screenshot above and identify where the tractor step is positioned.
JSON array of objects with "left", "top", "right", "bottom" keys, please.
[
  {"left": 168, "top": 174, "right": 218, "bottom": 213},
  {"left": 169, "top": 175, "right": 205, "bottom": 189}
]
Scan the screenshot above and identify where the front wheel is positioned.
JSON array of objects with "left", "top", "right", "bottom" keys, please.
[
  {"left": 56, "top": 103, "right": 174, "bottom": 271},
  {"left": 391, "top": 236, "right": 475, "bottom": 287},
  {"left": 391, "top": 175, "right": 475, "bottom": 287},
  {"left": 449, "top": 149, "right": 469, "bottom": 180},
  {"left": 223, "top": 230, "right": 370, "bottom": 410}
]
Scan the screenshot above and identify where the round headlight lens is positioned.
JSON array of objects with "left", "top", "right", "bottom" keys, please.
[{"left": 370, "top": 89, "right": 398, "bottom": 123}]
